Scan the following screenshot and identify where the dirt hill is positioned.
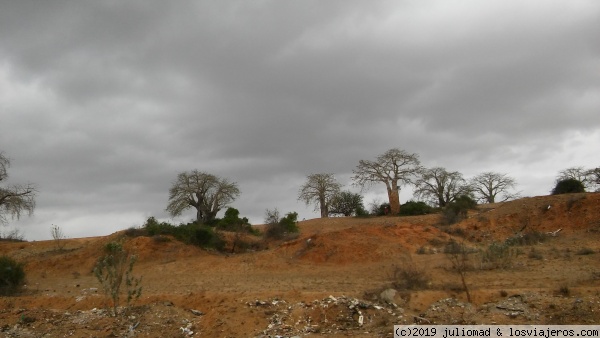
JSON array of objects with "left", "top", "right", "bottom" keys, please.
[{"left": 1, "top": 193, "right": 599, "bottom": 337}]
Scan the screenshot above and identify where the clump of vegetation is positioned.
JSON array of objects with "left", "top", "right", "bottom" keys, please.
[
  {"left": 391, "top": 256, "right": 431, "bottom": 290},
  {"left": 576, "top": 247, "right": 595, "bottom": 255},
  {"left": 528, "top": 248, "right": 544, "bottom": 260},
  {"left": 552, "top": 178, "right": 585, "bottom": 195},
  {"left": 371, "top": 202, "right": 391, "bottom": 216},
  {"left": 142, "top": 217, "right": 225, "bottom": 251},
  {"left": 505, "top": 231, "right": 548, "bottom": 246},
  {"left": 0, "top": 228, "right": 25, "bottom": 242},
  {"left": 50, "top": 224, "right": 66, "bottom": 251},
  {"left": 399, "top": 201, "right": 434, "bottom": 216},
  {"left": 480, "top": 241, "right": 517, "bottom": 270},
  {"left": 440, "top": 195, "right": 477, "bottom": 225},
  {"left": 445, "top": 241, "right": 472, "bottom": 302},
  {"left": 0, "top": 256, "right": 25, "bottom": 295},
  {"left": 328, "top": 191, "right": 367, "bottom": 217},
  {"left": 93, "top": 241, "right": 143, "bottom": 316},
  {"left": 216, "top": 207, "right": 257, "bottom": 234},
  {"left": 443, "top": 239, "right": 470, "bottom": 254},
  {"left": 264, "top": 208, "right": 299, "bottom": 240},
  {"left": 557, "top": 285, "right": 570, "bottom": 297}
]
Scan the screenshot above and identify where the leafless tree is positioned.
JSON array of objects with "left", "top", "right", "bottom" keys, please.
[
  {"left": 166, "top": 170, "right": 240, "bottom": 223},
  {"left": 586, "top": 167, "right": 600, "bottom": 192},
  {"left": 470, "top": 172, "right": 520, "bottom": 203},
  {"left": 0, "top": 152, "right": 37, "bottom": 225},
  {"left": 556, "top": 166, "right": 591, "bottom": 189},
  {"left": 298, "top": 173, "right": 341, "bottom": 218},
  {"left": 352, "top": 148, "right": 422, "bottom": 214},
  {"left": 414, "top": 167, "right": 471, "bottom": 207}
]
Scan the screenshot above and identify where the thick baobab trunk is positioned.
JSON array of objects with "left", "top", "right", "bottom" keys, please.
[
  {"left": 387, "top": 186, "right": 401, "bottom": 215},
  {"left": 319, "top": 197, "right": 329, "bottom": 218}
]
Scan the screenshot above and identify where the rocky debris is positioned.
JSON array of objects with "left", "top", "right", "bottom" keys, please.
[
  {"left": 248, "top": 295, "right": 407, "bottom": 337},
  {"left": 481, "top": 293, "right": 541, "bottom": 321},
  {"left": 379, "top": 288, "right": 397, "bottom": 306},
  {"left": 420, "top": 298, "right": 477, "bottom": 324},
  {"left": 0, "top": 302, "right": 202, "bottom": 338}
]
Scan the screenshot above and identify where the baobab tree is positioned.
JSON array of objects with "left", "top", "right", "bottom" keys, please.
[
  {"left": 0, "top": 152, "right": 37, "bottom": 225},
  {"left": 414, "top": 167, "right": 471, "bottom": 207},
  {"left": 166, "top": 170, "right": 240, "bottom": 223},
  {"left": 298, "top": 173, "right": 341, "bottom": 218},
  {"left": 352, "top": 148, "right": 422, "bottom": 215},
  {"left": 470, "top": 172, "right": 519, "bottom": 203}
]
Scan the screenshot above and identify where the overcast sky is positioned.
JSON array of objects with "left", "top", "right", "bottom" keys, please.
[{"left": 1, "top": 1, "right": 599, "bottom": 240}]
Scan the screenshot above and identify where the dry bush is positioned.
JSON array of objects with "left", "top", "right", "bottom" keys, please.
[
  {"left": 575, "top": 247, "right": 595, "bottom": 255},
  {"left": 391, "top": 256, "right": 431, "bottom": 290},
  {"left": 480, "top": 242, "right": 517, "bottom": 270}
]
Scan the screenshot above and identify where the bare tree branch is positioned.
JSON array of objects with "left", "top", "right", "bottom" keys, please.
[{"left": 0, "top": 152, "right": 37, "bottom": 225}]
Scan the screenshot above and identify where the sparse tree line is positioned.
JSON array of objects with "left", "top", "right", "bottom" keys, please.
[
  {"left": 298, "top": 148, "right": 600, "bottom": 219},
  {"left": 298, "top": 148, "right": 522, "bottom": 218},
  {"left": 1, "top": 149, "right": 599, "bottom": 234}
]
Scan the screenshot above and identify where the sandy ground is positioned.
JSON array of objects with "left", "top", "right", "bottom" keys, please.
[{"left": 0, "top": 192, "right": 599, "bottom": 337}]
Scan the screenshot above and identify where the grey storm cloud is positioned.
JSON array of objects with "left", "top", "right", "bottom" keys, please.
[{"left": 1, "top": 0, "right": 599, "bottom": 239}]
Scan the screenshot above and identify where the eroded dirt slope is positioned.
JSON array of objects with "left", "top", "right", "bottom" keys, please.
[{"left": 0, "top": 193, "right": 599, "bottom": 337}]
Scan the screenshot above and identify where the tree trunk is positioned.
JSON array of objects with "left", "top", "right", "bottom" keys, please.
[
  {"left": 196, "top": 208, "right": 203, "bottom": 224},
  {"left": 387, "top": 186, "right": 401, "bottom": 215},
  {"left": 319, "top": 197, "right": 329, "bottom": 218}
]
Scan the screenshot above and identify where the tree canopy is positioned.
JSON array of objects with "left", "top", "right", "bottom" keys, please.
[
  {"left": 470, "top": 172, "right": 519, "bottom": 203},
  {"left": 352, "top": 148, "right": 421, "bottom": 214},
  {"left": 328, "top": 191, "right": 365, "bottom": 217},
  {"left": 413, "top": 167, "right": 470, "bottom": 207},
  {"left": 0, "top": 152, "right": 37, "bottom": 225},
  {"left": 551, "top": 178, "right": 585, "bottom": 195},
  {"left": 166, "top": 170, "right": 240, "bottom": 223},
  {"left": 298, "top": 173, "right": 341, "bottom": 218}
]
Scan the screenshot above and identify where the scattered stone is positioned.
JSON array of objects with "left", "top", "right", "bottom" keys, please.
[
  {"left": 379, "top": 288, "right": 397, "bottom": 305},
  {"left": 190, "top": 309, "right": 204, "bottom": 316}
]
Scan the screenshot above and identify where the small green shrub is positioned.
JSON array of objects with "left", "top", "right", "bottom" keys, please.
[
  {"left": 440, "top": 195, "right": 477, "bottom": 225},
  {"left": 142, "top": 217, "right": 225, "bottom": 250},
  {"left": 552, "top": 179, "right": 585, "bottom": 195},
  {"left": 93, "top": 241, "right": 142, "bottom": 316},
  {"left": 0, "top": 256, "right": 25, "bottom": 295},
  {"left": 216, "top": 207, "right": 253, "bottom": 232},
  {"left": 399, "top": 201, "right": 434, "bottom": 216},
  {"left": 264, "top": 209, "right": 299, "bottom": 240}
]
